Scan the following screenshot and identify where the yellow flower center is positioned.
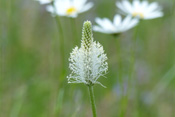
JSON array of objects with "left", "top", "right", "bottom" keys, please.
[
  {"left": 132, "top": 12, "right": 144, "bottom": 18},
  {"left": 66, "top": 7, "right": 77, "bottom": 15}
]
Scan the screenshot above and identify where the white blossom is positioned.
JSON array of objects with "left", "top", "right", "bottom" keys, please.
[
  {"left": 67, "top": 21, "right": 108, "bottom": 87},
  {"left": 93, "top": 14, "right": 139, "bottom": 34},
  {"left": 116, "top": 0, "right": 163, "bottom": 20},
  {"left": 46, "top": 0, "right": 93, "bottom": 18}
]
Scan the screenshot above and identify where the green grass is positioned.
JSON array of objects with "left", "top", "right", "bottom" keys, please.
[{"left": 1, "top": 0, "right": 175, "bottom": 117}]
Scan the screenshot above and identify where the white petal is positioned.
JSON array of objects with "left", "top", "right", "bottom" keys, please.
[
  {"left": 54, "top": 0, "right": 76, "bottom": 16},
  {"left": 54, "top": 0, "right": 66, "bottom": 13},
  {"left": 46, "top": 4, "right": 65, "bottom": 16},
  {"left": 144, "top": 12, "right": 163, "bottom": 19},
  {"left": 36, "top": 0, "right": 51, "bottom": 4},
  {"left": 69, "top": 13, "right": 78, "bottom": 18},
  {"left": 93, "top": 26, "right": 109, "bottom": 34},
  {"left": 102, "top": 18, "right": 116, "bottom": 30},
  {"left": 95, "top": 18, "right": 105, "bottom": 27},
  {"left": 124, "top": 18, "right": 139, "bottom": 31},
  {"left": 133, "top": 0, "right": 140, "bottom": 9},
  {"left": 141, "top": 1, "right": 149, "bottom": 9},
  {"left": 46, "top": 5, "right": 54, "bottom": 13},
  {"left": 122, "top": 0, "right": 133, "bottom": 13},
  {"left": 121, "top": 15, "right": 132, "bottom": 28},
  {"left": 79, "top": 2, "right": 93, "bottom": 13},
  {"left": 116, "top": 2, "right": 129, "bottom": 13},
  {"left": 95, "top": 18, "right": 112, "bottom": 30},
  {"left": 74, "top": 0, "right": 87, "bottom": 9},
  {"left": 147, "top": 2, "right": 159, "bottom": 12},
  {"left": 94, "top": 18, "right": 117, "bottom": 34},
  {"left": 113, "top": 14, "right": 122, "bottom": 27},
  {"left": 59, "top": 0, "right": 72, "bottom": 9}
]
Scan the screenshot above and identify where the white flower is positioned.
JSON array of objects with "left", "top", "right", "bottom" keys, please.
[
  {"left": 67, "top": 21, "right": 108, "bottom": 87},
  {"left": 116, "top": 0, "right": 163, "bottom": 20},
  {"left": 93, "top": 15, "right": 139, "bottom": 34},
  {"left": 36, "top": 0, "right": 52, "bottom": 4},
  {"left": 46, "top": 0, "right": 93, "bottom": 18}
]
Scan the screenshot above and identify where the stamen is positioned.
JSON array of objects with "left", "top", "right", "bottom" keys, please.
[
  {"left": 66, "top": 7, "right": 77, "bottom": 15},
  {"left": 132, "top": 12, "right": 144, "bottom": 18}
]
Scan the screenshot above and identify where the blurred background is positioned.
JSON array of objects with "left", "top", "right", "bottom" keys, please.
[{"left": 1, "top": 0, "right": 175, "bottom": 117}]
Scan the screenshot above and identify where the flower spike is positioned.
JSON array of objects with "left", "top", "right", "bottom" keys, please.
[{"left": 67, "top": 21, "right": 108, "bottom": 87}]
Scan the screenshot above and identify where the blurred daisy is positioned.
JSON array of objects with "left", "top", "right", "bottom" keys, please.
[
  {"left": 47, "top": 0, "right": 93, "bottom": 18},
  {"left": 36, "top": 0, "right": 52, "bottom": 4},
  {"left": 116, "top": 0, "right": 163, "bottom": 20},
  {"left": 93, "top": 15, "right": 139, "bottom": 34}
]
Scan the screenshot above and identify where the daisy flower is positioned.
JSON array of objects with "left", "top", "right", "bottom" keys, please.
[
  {"left": 93, "top": 14, "right": 139, "bottom": 34},
  {"left": 46, "top": 0, "right": 93, "bottom": 18},
  {"left": 116, "top": 0, "right": 163, "bottom": 20},
  {"left": 36, "top": 0, "right": 52, "bottom": 4},
  {"left": 67, "top": 21, "right": 108, "bottom": 87}
]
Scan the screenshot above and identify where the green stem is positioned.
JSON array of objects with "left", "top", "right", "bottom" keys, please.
[
  {"left": 88, "top": 85, "right": 97, "bottom": 117},
  {"left": 70, "top": 18, "right": 78, "bottom": 45},
  {"left": 114, "top": 35, "right": 123, "bottom": 91},
  {"left": 171, "top": 1, "right": 175, "bottom": 117},
  {"left": 171, "top": 0, "right": 175, "bottom": 64},
  {"left": 55, "top": 16, "right": 65, "bottom": 68},
  {"left": 127, "top": 24, "right": 139, "bottom": 93},
  {"left": 128, "top": 24, "right": 140, "bottom": 117},
  {"left": 51, "top": 2, "right": 66, "bottom": 81},
  {"left": 114, "top": 35, "right": 126, "bottom": 117},
  {"left": 114, "top": 36, "right": 122, "bottom": 83}
]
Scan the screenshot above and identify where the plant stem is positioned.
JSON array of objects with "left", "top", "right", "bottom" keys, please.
[
  {"left": 127, "top": 23, "right": 140, "bottom": 93},
  {"left": 88, "top": 85, "right": 97, "bottom": 117},
  {"left": 171, "top": 1, "right": 175, "bottom": 116},
  {"left": 70, "top": 18, "right": 78, "bottom": 45},
  {"left": 129, "top": 24, "right": 140, "bottom": 117},
  {"left": 51, "top": 2, "right": 66, "bottom": 81},
  {"left": 114, "top": 35, "right": 123, "bottom": 87},
  {"left": 55, "top": 16, "right": 65, "bottom": 74},
  {"left": 114, "top": 35, "right": 126, "bottom": 117}
]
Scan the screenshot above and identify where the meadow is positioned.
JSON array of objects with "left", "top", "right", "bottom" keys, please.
[{"left": 1, "top": 0, "right": 175, "bottom": 117}]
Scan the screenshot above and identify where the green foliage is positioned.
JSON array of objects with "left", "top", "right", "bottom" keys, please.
[{"left": 1, "top": 0, "right": 175, "bottom": 117}]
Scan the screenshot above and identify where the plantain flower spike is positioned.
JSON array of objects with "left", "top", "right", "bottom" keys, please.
[{"left": 67, "top": 21, "right": 108, "bottom": 87}]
